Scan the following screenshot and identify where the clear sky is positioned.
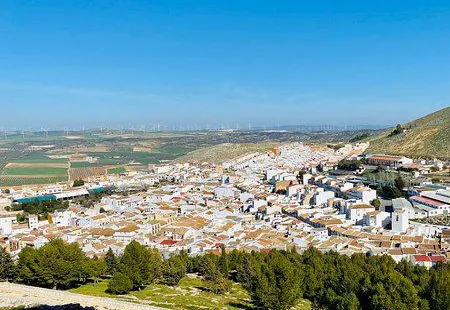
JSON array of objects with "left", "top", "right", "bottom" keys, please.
[{"left": 0, "top": 1, "right": 449, "bottom": 129}]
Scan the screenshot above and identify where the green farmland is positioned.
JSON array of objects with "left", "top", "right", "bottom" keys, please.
[
  {"left": 2, "top": 167, "right": 68, "bottom": 175},
  {"left": 107, "top": 166, "right": 126, "bottom": 174},
  {"left": 0, "top": 176, "right": 68, "bottom": 186}
]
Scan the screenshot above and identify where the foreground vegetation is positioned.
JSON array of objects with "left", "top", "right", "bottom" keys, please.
[
  {"left": 70, "top": 276, "right": 262, "bottom": 310},
  {"left": 1, "top": 239, "right": 449, "bottom": 310}
]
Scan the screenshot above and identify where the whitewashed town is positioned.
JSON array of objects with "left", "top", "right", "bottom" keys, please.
[{"left": 1, "top": 142, "right": 449, "bottom": 270}]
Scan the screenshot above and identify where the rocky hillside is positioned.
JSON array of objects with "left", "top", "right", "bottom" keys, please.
[{"left": 365, "top": 107, "right": 450, "bottom": 158}]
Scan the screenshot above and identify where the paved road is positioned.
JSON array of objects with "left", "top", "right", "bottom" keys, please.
[{"left": 0, "top": 282, "right": 164, "bottom": 310}]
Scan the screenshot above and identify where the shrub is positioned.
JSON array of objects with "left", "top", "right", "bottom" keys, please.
[{"left": 108, "top": 272, "right": 133, "bottom": 295}]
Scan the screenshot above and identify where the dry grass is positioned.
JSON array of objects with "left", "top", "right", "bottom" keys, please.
[
  {"left": 365, "top": 107, "right": 450, "bottom": 158},
  {"left": 5, "top": 163, "right": 68, "bottom": 168}
]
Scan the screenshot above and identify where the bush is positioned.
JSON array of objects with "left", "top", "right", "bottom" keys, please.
[
  {"left": 337, "top": 160, "right": 361, "bottom": 171},
  {"left": 371, "top": 198, "right": 381, "bottom": 209},
  {"left": 380, "top": 186, "right": 403, "bottom": 199},
  {"left": 430, "top": 166, "right": 439, "bottom": 172},
  {"left": 108, "top": 272, "right": 133, "bottom": 295},
  {"left": 73, "top": 179, "right": 85, "bottom": 187},
  {"left": 389, "top": 124, "right": 404, "bottom": 137},
  {"left": 349, "top": 132, "right": 370, "bottom": 142},
  {"left": 204, "top": 276, "right": 232, "bottom": 294}
]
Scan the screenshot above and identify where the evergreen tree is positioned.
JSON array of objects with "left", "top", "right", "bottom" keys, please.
[
  {"left": 0, "top": 246, "right": 16, "bottom": 281},
  {"left": 427, "top": 264, "right": 450, "bottom": 310},
  {"left": 85, "top": 256, "right": 106, "bottom": 285},
  {"left": 395, "top": 173, "right": 406, "bottom": 190},
  {"left": 252, "top": 251, "right": 301, "bottom": 310},
  {"left": 218, "top": 244, "right": 229, "bottom": 276},
  {"left": 119, "top": 240, "right": 161, "bottom": 290},
  {"left": 17, "top": 246, "right": 37, "bottom": 285},
  {"left": 162, "top": 256, "right": 186, "bottom": 286},
  {"left": 17, "top": 239, "right": 87, "bottom": 289},
  {"left": 105, "top": 248, "right": 116, "bottom": 275},
  {"left": 108, "top": 272, "right": 133, "bottom": 295}
]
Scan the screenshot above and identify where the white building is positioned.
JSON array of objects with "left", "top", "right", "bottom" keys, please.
[
  {"left": 287, "top": 184, "right": 304, "bottom": 197},
  {"left": 0, "top": 216, "right": 13, "bottom": 236},
  {"left": 392, "top": 209, "right": 409, "bottom": 233},
  {"left": 214, "top": 186, "right": 235, "bottom": 199},
  {"left": 393, "top": 198, "right": 426, "bottom": 219},
  {"left": 363, "top": 211, "right": 391, "bottom": 228},
  {"left": 302, "top": 173, "right": 312, "bottom": 185},
  {"left": 49, "top": 210, "right": 73, "bottom": 227},
  {"left": 28, "top": 214, "right": 39, "bottom": 230},
  {"left": 314, "top": 191, "right": 335, "bottom": 206},
  {"left": 347, "top": 187, "right": 377, "bottom": 204},
  {"left": 347, "top": 204, "right": 375, "bottom": 225}
]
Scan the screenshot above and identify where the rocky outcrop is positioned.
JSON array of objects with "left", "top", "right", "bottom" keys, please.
[{"left": 0, "top": 282, "right": 163, "bottom": 310}]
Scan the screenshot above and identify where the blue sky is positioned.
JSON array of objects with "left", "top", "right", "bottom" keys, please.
[{"left": 0, "top": 1, "right": 449, "bottom": 129}]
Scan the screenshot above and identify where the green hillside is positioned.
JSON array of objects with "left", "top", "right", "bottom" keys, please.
[{"left": 365, "top": 107, "right": 450, "bottom": 158}]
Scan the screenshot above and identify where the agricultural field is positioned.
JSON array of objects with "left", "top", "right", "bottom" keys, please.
[
  {"left": 0, "top": 155, "right": 69, "bottom": 186},
  {"left": 0, "top": 128, "right": 364, "bottom": 185},
  {"left": 2, "top": 167, "right": 68, "bottom": 175},
  {"left": 0, "top": 176, "right": 68, "bottom": 186},
  {"left": 107, "top": 167, "right": 126, "bottom": 174},
  {"left": 69, "top": 162, "right": 98, "bottom": 168},
  {"left": 69, "top": 167, "right": 107, "bottom": 181},
  {"left": 69, "top": 275, "right": 312, "bottom": 310}
]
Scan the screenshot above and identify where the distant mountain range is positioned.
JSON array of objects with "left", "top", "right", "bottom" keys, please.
[{"left": 365, "top": 107, "right": 450, "bottom": 158}]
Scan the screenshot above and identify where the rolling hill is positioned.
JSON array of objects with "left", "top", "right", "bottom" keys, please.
[
  {"left": 173, "top": 141, "right": 281, "bottom": 164},
  {"left": 365, "top": 107, "right": 450, "bottom": 158}
]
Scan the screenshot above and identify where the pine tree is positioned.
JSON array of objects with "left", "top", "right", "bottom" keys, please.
[
  {"left": 218, "top": 244, "right": 229, "bottom": 276},
  {"left": 162, "top": 256, "right": 186, "bottom": 286},
  {"left": 0, "top": 246, "right": 16, "bottom": 281},
  {"left": 108, "top": 272, "right": 133, "bottom": 295},
  {"left": 105, "top": 248, "right": 116, "bottom": 275},
  {"left": 119, "top": 240, "right": 162, "bottom": 290}
]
